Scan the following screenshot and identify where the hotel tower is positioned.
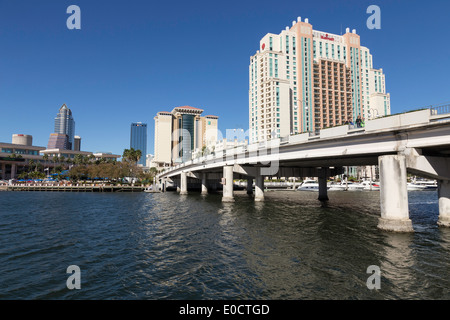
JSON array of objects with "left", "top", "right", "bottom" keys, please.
[
  {"left": 249, "top": 17, "right": 390, "bottom": 143},
  {"left": 153, "top": 106, "right": 219, "bottom": 168}
]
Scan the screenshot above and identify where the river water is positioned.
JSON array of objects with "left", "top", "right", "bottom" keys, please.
[{"left": 0, "top": 190, "right": 449, "bottom": 300}]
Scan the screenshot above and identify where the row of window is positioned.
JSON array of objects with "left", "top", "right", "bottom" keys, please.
[{"left": 1, "top": 148, "right": 40, "bottom": 155}]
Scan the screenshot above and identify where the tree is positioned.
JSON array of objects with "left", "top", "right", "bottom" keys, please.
[
  {"left": 59, "top": 155, "right": 66, "bottom": 166},
  {"left": 28, "top": 159, "right": 35, "bottom": 172},
  {"left": 74, "top": 154, "right": 83, "bottom": 166},
  {"left": 122, "top": 148, "right": 142, "bottom": 165},
  {"left": 43, "top": 153, "right": 49, "bottom": 171}
]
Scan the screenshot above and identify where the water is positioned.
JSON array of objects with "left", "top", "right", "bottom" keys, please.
[{"left": 0, "top": 190, "right": 449, "bottom": 300}]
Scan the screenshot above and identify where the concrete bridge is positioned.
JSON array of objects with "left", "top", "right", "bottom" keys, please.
[{"left": 157, "top": 108, "right": 450, "bottom": 233}]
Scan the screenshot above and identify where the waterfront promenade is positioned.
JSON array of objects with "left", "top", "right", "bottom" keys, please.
[{"left": 4, "top": 183, "right": 144, "bottom": 192}]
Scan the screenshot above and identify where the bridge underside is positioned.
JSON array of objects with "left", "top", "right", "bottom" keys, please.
[{"left": 157, "top": 112, "right": 450, "bottom": 233}]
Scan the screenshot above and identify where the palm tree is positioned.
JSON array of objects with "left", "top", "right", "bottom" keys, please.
[
  {"left": 43, "top": 154, "right": 49, "bottom": 172},
  {"left": 123, "top": 148, "right": 142, "bottom": 165},
  {"left": 74, "top": 154, "right": 83, "bottom": 166},
  {"left": 28, "top": 159, "right": 35, "bottom": 173}
]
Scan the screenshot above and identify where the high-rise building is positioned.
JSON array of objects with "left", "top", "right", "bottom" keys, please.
[
  {"left": 47, "top": 133, "right": 69, "bottom": 150},
  {"left": 74, "top": 136, "right": 81, "bottom": 151},
  {"left": 153, "top": 106, "right": 219, "bottom": 168},
  {"left": 154, "top": 111, "right": 173, "bottom": 168},
  {"left": 130, "top": 122, "right": 147, "bottom": 166},
  {"left": 54, "top": 104, "right": 75, "bottom": 149},
  {"left": 249, "top": 17, "right": 390, "bottom": 143}
]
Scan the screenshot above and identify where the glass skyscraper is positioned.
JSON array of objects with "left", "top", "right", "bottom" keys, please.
[
  {"left": 130, "top": 122, "right": 147, "bottom": 166},
  {"left": 54, "top": 104, "right": 75, "bottom": 150}
]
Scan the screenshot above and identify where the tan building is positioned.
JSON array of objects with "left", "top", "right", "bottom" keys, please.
[
  {"left": 0, "top": 134, "right": 46, "bottom": 180},
  {"left": 153, "top": 106, "right": 219, "bottom": 168},
  {"left": 153, "top": 111, "right": 173, "bottom": 168},
  {"left": 249, "top": 17, "right": 390, "bottom": 142}
]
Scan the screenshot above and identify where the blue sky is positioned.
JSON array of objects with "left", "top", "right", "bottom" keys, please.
[{"left": 1, "top": 0, "right": 449, "bottom": 155}]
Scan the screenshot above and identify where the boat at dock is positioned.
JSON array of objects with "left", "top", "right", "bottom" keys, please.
[
  {"left": 407, "top": 179, "right": 437, "bottom": 191},
  {"left": 144, "top": 186, "right": 160, "bottom": 193},
  {"left": 361, "top": 181, "right": 380, "bottom": 191},
  {"left": 297, "top": 179, "right": 321, "bottom": 191},
  {"left": 328, "top": 181, "right": 366, "bottom": 191}
]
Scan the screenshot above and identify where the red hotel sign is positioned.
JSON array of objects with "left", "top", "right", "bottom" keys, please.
[{"left": 320, "top": 34, "right": 334, "bottom": 41}]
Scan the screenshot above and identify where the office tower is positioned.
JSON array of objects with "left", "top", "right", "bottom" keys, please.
[
  {"left": 47, "top": 133, "right": 69, "bottom": 150},
  {"left": 153, "top": 106, "right": 219, "bottom": 168},
  {"left": 54, "top": 104, "right": 75, "bottom": 149},
  {"left": 171, "top": 106, "right": 205, "bottom": 163},
  {"left": 249, "top": 17, "right": 390, "bottom": 142},
  {"left": 130, "top": 122, "right": 147, "bottom": 166},
  {"left": 74, "top": 136, "right": 81, "bottom": 151}
]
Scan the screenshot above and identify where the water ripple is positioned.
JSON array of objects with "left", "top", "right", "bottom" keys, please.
[{"left": 0, "top": 190, "right": 448, "bottom": 299}]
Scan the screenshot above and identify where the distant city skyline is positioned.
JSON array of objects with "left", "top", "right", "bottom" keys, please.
[{"left": 1, "top": 0, "right": 450, "bottom": 156}]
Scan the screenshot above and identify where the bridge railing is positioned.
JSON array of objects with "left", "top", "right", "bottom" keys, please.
[{"left": 430, "top": 104, "right": 450, "bottom": 116}]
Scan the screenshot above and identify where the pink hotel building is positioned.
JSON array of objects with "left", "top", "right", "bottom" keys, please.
[{"left": 249, "top": 17, "right": 390, "bottom": 143}]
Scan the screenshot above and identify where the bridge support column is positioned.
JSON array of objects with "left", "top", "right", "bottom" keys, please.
[
  {"left": 438, "top": 180, "right": 450, "bottom": 227},
  {"left": 318, "top": 168, "right": 329, "bottom": 202},
  {"left": 1, "top": 164, "right": 5, "bottom": 180},
  {"left": 255, "top": 173, "right": 264, "bottom": 202},
  {"left": 201, "top": 173, "right": 208, "bottom": 195},
  {"left": 246, "top": 178, "right": 253, "bottom": 195},
  {"left": 378, "top": 155, "right": 413, "bottom": 232},
  {"left": 180, "top": 172, "right": 188, "bottom": 195},
  {"left": 11, "top": 164, "right": 16, "bottom": 179},
  {"left": 222, "top": 165, "right": 234, "bottom": 202}
]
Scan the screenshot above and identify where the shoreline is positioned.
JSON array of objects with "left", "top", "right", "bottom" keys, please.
[{"left": 4, "top": 184, "right": 145, "bottom": 192}]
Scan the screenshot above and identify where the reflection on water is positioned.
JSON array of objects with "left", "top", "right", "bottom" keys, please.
[{"left": 0, "top": 190, "right": 449, "bottom": 299}]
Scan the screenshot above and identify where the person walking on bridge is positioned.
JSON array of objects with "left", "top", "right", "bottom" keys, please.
[{"left": 356, "top": 115, "right": 362, "bottom": 128}]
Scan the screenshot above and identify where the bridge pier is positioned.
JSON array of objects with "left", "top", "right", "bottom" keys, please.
[
  {"left": 180, "top": 172, "right": 188, "bottom": 195},
  {"left": 255, "top": 173, "right": 264, "bottom": 202},
  {"left": 201, "top": 173, "right": 208, "bottom": 195},
  {"left": 438, "top": 180, "right": 450, "bottom": 227},
  {"left": 222, "top": 165, "right": 235, "bottom": 202},
  {"left": 247, "top": 178, "right": 253, "bottom": 195},
  {"left": 378, "top": 155, "right": 414, "bottom": 232},
  {"left": 318, "top": 168, "right": 329, "bottom": 202}
]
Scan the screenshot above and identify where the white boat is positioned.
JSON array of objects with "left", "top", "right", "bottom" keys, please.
[
  {"left": 144, "top": 186, "right": 159, "bottom": 193},
  {"left": 361, "top": 181, "right": 380, "bottom": 191},
  {"left": 407, "top": 180, "right": 437, "bottom": 191},
  {"left": 328, "top": 182, "right": 348, "bottom": 191},
  {"left": 327, "top": 181, "right": 365, "bottom": 191},
  {"left": 298, "top": 180, "right": 321, "bottom": 191}
]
